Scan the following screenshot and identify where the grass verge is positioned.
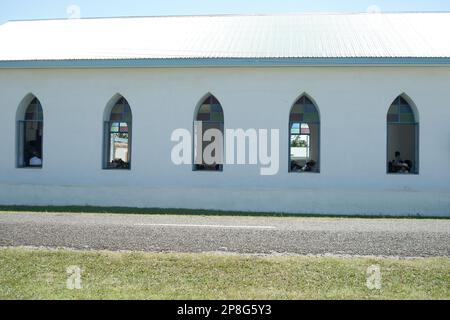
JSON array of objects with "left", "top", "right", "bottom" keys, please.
[
  {"left": 0, "top": 205, "right": 448, "bottom": 219},
  {"left": 0, "top": 247, "right": 449, "bottom": 300}
]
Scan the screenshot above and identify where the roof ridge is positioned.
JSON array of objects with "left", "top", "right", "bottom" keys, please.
[{"left": 4, "top": 11, "right": 450, "bottom": 23}]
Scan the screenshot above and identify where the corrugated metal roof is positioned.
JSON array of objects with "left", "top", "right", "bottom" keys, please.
[{"left": 0, "top": 13, "right": 450, "bottom": 65}]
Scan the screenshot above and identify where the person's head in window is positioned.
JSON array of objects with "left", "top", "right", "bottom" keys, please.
[{"left": 29, "top": 151, "right": 42, "bottom": 167}]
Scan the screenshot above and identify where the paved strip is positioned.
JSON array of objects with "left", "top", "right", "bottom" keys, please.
[
  {"left": 0, "top": 212, "right": 449, "bottom": 257},
  {"left": 135, "top": 223, "right": 276, "bottom": 229}
]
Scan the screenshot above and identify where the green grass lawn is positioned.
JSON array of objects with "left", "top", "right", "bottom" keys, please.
[{"left": 0, "top": 247, "right": 449, "bottom": 300}]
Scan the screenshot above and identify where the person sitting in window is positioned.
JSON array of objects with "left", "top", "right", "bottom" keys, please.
[
  {"left": 29, "top": 151, "right": 42, "bottom": 167},
  {"left": 301, "top": 160, "right": 316, "bottom": 172},
  {"left": 392, "top": 151, "right": 409, "bottom": 173},
  {"left": 110, "top": 158, "right": 128, "bottom": 169},
  {"left": 291, "top": 161, "right": 302, "bottom": 172}
]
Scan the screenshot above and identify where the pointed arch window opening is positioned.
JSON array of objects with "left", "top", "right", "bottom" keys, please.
[
  {"left": 289, "top": 95, "right": 320, "bottom": 173},
  {"left": 193, "top": 95, "right": 224, "bottom": 171},
  {"left": 17, "top": 97, "right": 44, "bottom": 168},
  {"left": 103, "top": 97, "right": 132, "bottom": 170},
  {"left": 387, "top": 96, "right": 419, "bottom": 174},
  {"left": 387, "top": 96, "right": 417, "bottom": 124}
]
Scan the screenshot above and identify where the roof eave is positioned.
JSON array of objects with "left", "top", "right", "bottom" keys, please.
[{"left": 1, "top": 57, "right": 450, "bottom": 69}]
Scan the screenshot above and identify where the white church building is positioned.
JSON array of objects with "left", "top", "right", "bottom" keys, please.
[{"left": 0, "top": 12, "right": 449, "bottom": 216}]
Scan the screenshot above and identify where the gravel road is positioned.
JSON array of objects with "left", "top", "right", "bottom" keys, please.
[{"left": 0, "top": 212, "right": 449, "bottom": 257}]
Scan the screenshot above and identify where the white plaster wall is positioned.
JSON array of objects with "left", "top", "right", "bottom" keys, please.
[{"left": 0, "top": 66, "right": 449, "bottom": 216}]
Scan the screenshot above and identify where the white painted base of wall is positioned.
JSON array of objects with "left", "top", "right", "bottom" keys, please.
[{"left": 0, "top": 184, "right": 448, "bottom": 217}]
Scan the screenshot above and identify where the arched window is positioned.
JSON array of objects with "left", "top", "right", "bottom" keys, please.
[
  {"left": 193, "top": 94, "right": 224, "bottom": 171},
  {"left": 387, "top": 95, "right": 419, "bottom": 174},
  {"left": 289, "top": 95, "right": 320, "bottom": 173},
  {"left": 17, "top": 97, "right": 43, "bottom": 168},
  {"left": 103, "top": 97, "right": 132, "bottom": 169}
]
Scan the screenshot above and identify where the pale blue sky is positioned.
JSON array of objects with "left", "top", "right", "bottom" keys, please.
[{"left": 1, "top": 0, "right": 450, "bottom": 24}]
